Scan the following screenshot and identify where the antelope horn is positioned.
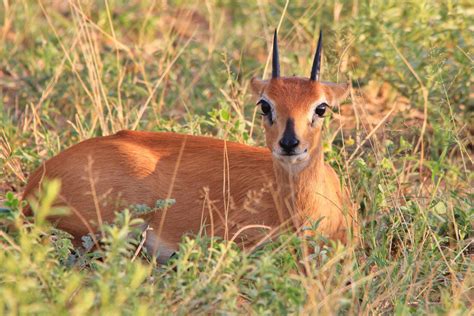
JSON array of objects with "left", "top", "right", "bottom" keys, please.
[
  {"left": 310, "top": 30, "right": 323, "bottom": 81},
  {"left": 272, "top": 29, "right": 280, "bottom": 78}
]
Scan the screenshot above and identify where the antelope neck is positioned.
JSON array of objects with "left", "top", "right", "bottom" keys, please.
[
  {"left": 270, "top": 145, "right": 325, "bottom": 230},
  {"left": 273, "top": 143, "right": 325, "bottom": 193}
]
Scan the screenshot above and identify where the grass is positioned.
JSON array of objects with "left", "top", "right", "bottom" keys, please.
[{"left": 0, "top": 0, "right": 472, "bottom": 314}]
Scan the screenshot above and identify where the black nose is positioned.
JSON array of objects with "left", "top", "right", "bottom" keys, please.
[
  {"left": 279, "top": 118, "right": 299, "bottom": 154},
  {"left": 279, "top": 137, "right": 300, "bottom": 153}
]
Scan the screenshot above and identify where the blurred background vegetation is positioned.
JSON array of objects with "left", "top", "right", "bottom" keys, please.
[{"left": 0, "top": 0, "right": 472, "bottom": 314}]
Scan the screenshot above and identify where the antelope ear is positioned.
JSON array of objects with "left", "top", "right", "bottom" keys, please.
[
  {"left": 322, "top": 82, "right": 350, "bottom": 105},
  {"left": 250, "top": 77, "right": 268, "bottom": 96}
]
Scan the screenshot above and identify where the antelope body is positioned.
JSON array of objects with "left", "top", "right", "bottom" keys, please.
[{"left": 23, "top": 31, "right": 357, "bottom": 261}]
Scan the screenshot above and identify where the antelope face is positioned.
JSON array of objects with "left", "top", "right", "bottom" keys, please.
[
  {"left": 251, "top": 77, "right": 349, "bottom": 169},
  {"left": 250, "top": 30, "right": 349, "bottom": 171}
]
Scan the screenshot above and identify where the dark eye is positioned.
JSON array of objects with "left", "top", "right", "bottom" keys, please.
[
  {"left": 315, "top": 103, "right": 328, "bottom": 117},
  {"left": 258, "top": 99, "right": 271, "bottom": 116},
  {"left": 257, "top": 99, "right": 273, "bottom": 124}
]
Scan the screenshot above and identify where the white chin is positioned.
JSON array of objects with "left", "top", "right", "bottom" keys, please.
[{"left": 273, "top": 152, "right": 310, "bottom": 166}]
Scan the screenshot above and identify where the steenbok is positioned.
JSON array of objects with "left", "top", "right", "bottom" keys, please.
[{"left": 23, "top": 30, "right": 358, "bottom": 262}]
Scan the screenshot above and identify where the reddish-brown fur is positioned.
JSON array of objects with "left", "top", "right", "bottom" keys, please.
[{"left": 23, "top": 77, "right": 358, "bottom": 260}]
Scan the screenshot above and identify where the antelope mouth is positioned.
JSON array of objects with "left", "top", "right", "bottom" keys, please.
[{"left": 272, "top": 149, "right": 309, "bottom": 165}]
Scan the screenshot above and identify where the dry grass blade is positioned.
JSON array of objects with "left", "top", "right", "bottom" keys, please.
[
  {"left": 131, "top": 34, "right": 195, "bottom": 130},
  {"left": 0, "top": 132, "right": 26, "bottom": 183},
  {"left": 348, "top": 105, "right": 396, "bottom": 164}
]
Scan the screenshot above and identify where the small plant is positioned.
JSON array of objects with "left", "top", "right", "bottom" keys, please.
[{"left": 129, "top": 199, "right": 176, "bottom": 216}]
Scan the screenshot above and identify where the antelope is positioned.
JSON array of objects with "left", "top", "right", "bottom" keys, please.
[{"left": 23, "top": 30, "right": 357, "bottom": 262}]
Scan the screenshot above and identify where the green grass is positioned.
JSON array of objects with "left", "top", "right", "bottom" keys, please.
[{"left": 0, "top": 0, "right": 472, "bottom": 314}]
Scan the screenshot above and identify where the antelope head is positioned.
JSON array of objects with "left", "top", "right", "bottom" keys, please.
[{"left": 251, "top": 30, "right": 350, "bottom": 172}]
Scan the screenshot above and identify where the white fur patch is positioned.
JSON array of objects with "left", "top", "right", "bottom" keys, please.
[{"left": 272, "top": 151, "right": 310, "bottom": 173}]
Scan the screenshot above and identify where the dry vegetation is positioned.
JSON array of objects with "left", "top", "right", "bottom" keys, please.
[{"left": 0, "top": 0, "right": 472, "bottom": 314}]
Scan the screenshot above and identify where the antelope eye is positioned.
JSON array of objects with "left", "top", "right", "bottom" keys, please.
[
  {"left": 315, "top": 103, "right": 328, "bottom": 117},
  {"left": 258, "top": 99, "right": 271, "bottom": 115}
]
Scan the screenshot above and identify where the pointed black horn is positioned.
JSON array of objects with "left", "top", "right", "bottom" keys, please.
[
  {"left": 310, "top": 30, "right": 323, "bottom": 81},
  {"left": 272, "top": 29, "right": 280, "bottom": 78}
]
